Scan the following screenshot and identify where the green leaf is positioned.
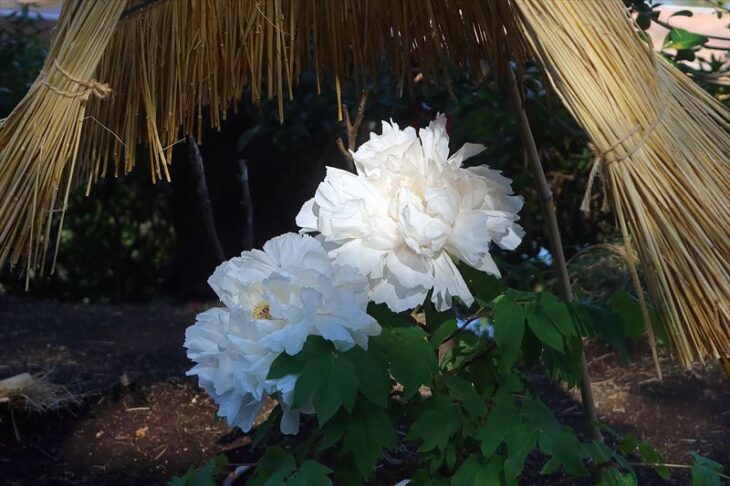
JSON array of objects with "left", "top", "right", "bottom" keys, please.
[
  {"left": 451, "top": 454, "right": 481, "bottom": 486},
  {"left": 525, "top": 301, "right": 564, "bottom": 352},
  {"left": 474, "top": 392, "right": 516, "bottom": 458},
  {"left": 597, "top": 467, "right": 638, "bottom": 486},
  {"left": 492, "top": 295, "right": 525, "bottom": 369},
  {"left": 503, "top": 422, "right": 538, "bottom": 482},
  {"left": 539, "top": 457, "right": 561, "bottom": 476},
  {"left": 458, "top": 263, "right": 507, "bottom": 304},
  {"left": 609, "top": 290, "right": 645, "bottom": 340},
  {"left": 538, "top": 293, "right": 577, "bottom": 338},
  {"left": 371, "top": 326, "right": 437, "bottom": 399},
  {"left": 636, "top": 13, "right": 651, "bottom": 30},
  {"left": 670, "top": 9, "right": 693, "bottom": 18},
  {"left": 247, "top": 447, "right": 296, "bottom": 486},
  {"left": 342, "top": 404, "right": 395, "bottom": 478},
  {"left": 316, "top": 411, "right": 347, "bottom": 453},
  {"left": 285, "top": 461, "right": 332, "bottom": 486},
  {"left": 475, "top": 455, "right": 504, "bottom": 485},
  {"left": 171, "top": 455, "right": 227, "bottom": 486},
  {"left": 690, "top": 452, "right": 724, "bottom": 486},
  {"left": 367, "top": 302, "right": 414, "bottom": 328},
  {"left": 425, "top": 299, "right": 454, "bottom": 332},
  {"left": 430, "top": 318, "right": 458, "bottom": 350},
  {"left": 268, "top": 336, "right": 332, "bottom": 380},
  {"left": 443, "top": 376, "right": 487, "bottom": 418},
  {"left": 663, "top": 28, "right": 708, "bottom": 50},
  {"left": 637, "top": 440, "right": 668, "bottom": 479},
  {"left": 407, "top": 394, "right": 462, "bottom": 452},
  {"left": 342, "top": 345, "right": 390, "bottom": 407},
  {"left": 292, "top": 353, "right": 358, "bottom": 425}
]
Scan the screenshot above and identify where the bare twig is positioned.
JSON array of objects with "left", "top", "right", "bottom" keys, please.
[
  {"left": 239, "top": 159, "right": 254, "bottom": 251},
  {"left": 336, "top": 90, "right": 369, "bottom": 172},
  {"left": 649, "top": 16, "right": 730, "bottom": 42},
  {"left": 504, "top": 63, "right": 602, "bottom": 443},
  {"left": 188, "top": 137, "right": 226, "bottom": 263}
]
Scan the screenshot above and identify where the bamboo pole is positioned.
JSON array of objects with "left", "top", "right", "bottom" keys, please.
[{"left": 504, "top": 65, "right": 603, "bottom": 442}]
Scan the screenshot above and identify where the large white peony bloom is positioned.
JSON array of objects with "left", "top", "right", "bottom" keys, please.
[
  {"left": 184, "top": 233, "right": 380, "bottom": 434},
  {"left": 297, "top": 114, "right": 524, "bottom": 312}
]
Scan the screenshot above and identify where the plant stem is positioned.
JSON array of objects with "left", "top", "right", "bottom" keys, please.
[
  {"left": 188, "top": 137, "right": 226, "bottom": 263},
  {"left": 503, "top": 64, "right": 603, "bottom": 442},
  {"left": 239, "top": 158, "right": 254, "bottom": 251}
]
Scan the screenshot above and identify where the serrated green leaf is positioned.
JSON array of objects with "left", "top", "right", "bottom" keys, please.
[
  {"left": 316, "top": 411, "right": 347, "bottom": 453},
  {"left": 637, "top": 441, "right": 668, "bottom": 479},
  {"left": 663, "top": 28, "right": 708, "bottom": 50},
  {"left": 475, "top": 454, "right": 504, "bottom": 484},
  {"left": 538, "top": 293, "right": 576, "bottom": 338},
  {"left": 504, "top": 422, "right": 538, "bottom": 482},
  {"left": 597, "top": 467, "right": 637, "bottom": 486},
  {"left": 585, "top": 440, "right": 613, "bottom": 465},
  {"left": 171, "top": 454, "right": 227, "bottom": 486},
  {"left": 407, "top": 394, "right": 462, "bottom": 452},
  {"left": 474, "top": 392, "right": 516, "bottom": 458},
  {"left": 247, "top": 447, "right": 296, "bottom": 486},
  {"left": 285, "top": 461, "right": 332, "bottom": 486},
  {"left": 451, "top": 454, "right": 481, "bottom": 486},
  {"left": 292, "top": 353, "right": 358, "bottom": 425},
  {"left": 342, "top": 404, "right": 395, "bottom": 479},
  {"left": 372, "top": 326, "right": 436, "bottom": 399},
  {"left": 525, "top": 302, "right": 564, "bottom": 352},
  {"left": 342, "top": 345, "right": 390, "bottom": 407},
  {"left": 443, "top": 376, "right": 487, "bottom": 418},
  {"left": 492, "top": 295, "right": 525, "bottom": 369},
  {"left": 539, "top": 457, "right": 561, "bottom": 475},
  {"left": 690, "top": 452, "right": 723, "bottom": 486},
  {"left": 458, "top": 263, "right": 507, "bottom": 303},
  {"left": 268, "top": 336, "right": 332, "bottom": 380}
]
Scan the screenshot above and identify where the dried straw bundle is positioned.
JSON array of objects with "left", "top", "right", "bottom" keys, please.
[
  {"left": 513, "top": 0, "right": 730, "bottom": 366},
  {"left": 1, "top": 0, "right": 530, "bottom": 274},
  {"left": 0, "top": 0, "right": 126, "bottom": 276},
  {"left": 79, "top": 0, "right": 526, "bottom": 184}
]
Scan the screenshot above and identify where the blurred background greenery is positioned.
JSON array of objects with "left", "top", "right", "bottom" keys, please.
[{"left": 0, "top": 1, "right": 726, "bottom": 304}]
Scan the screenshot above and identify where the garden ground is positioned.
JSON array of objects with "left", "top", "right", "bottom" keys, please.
[{"left": 1, "top": 293, "right": 727, "bottom": 485}]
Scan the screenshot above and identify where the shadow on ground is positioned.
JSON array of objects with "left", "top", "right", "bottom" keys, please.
[{"left": 1, "top": 294, "right": 727, "bottom": 485}]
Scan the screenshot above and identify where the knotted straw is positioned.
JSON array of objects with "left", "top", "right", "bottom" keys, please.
[
  {"left": 580, "top": 106, "right": 667, "bottom": 213},
  {"left": 40, "top": 60, "right": 112, "bottom": 101},
  {"left": 515, "top": 0, "right": 730, "bottom": 367}
]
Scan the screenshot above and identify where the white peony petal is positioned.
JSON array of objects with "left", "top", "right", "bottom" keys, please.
[
  {"left": 295, "top": 198, "right": 318, "bottom": 232},
  {"left": 431, "top": 253, "right": 474, "bottom": 311},
  {"left": 447, "top": 143, "right": 486, "bottom": 168}
]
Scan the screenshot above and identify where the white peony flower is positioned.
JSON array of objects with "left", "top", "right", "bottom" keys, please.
[
  {"left": 297, "top": 114, "right": 524, "bottom": 312},
  {"left": 184, "top": 233, "right": 381, "bottom": 434}
]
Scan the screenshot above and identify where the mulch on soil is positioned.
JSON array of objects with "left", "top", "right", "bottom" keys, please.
[{"left": 1, "top": 293, "right": 728, "bottom": 485}]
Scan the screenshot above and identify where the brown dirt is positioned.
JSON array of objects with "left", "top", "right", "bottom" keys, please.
[{"left": 0, "top": 293, "right": 727, "bottom": 485}]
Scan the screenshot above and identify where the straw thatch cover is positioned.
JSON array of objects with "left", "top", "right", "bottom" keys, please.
[{"left": 0, "top": 0, "right": 728, "bottom": 367}]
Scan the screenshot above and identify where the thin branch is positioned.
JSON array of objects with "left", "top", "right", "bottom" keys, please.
[
  {"left": 336, "top": 90, "right": 369, "bottom": 173},
  {"left": 651, "top": 16, "right": 730, "bottom": 41},
  {"left": 188, "top": 137, "right": 226, "bottom": 263},
  {"left": 239, "top": 159, "right": 254, "bottom": 251},
  {"left": 503, "top": 62, "right": 602, "bottom": 443},
  {"left": 630, "top": 462, "right": 730, "bottom": 480}
]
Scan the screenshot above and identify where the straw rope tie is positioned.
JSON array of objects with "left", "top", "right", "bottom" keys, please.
[
  {"left": 40, "top": 60, "right": 111, "bottom": 101},
  {"left": 580, "top": 106, "right": 668, "bottom": 213}
]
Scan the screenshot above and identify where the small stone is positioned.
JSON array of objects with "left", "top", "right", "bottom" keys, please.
[{"left": 135, "top": 426, "right": 149, "bottom": 439}]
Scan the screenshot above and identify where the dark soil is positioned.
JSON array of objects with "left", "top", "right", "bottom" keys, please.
[{"left": 1, "top": 293, "right": 728, "bottom": 485}]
